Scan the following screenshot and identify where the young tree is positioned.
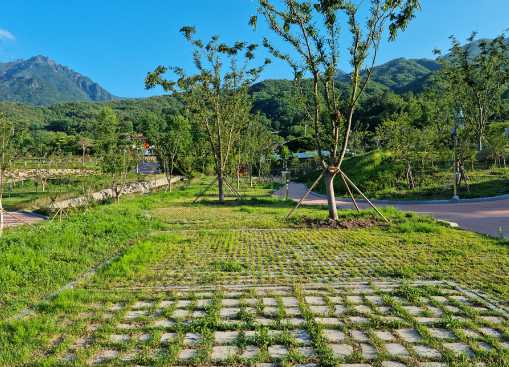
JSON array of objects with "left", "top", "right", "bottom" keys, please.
[
  {"left": 145, "top": 27, "right": 269, "bottom": 202},
  {"left": 77, "top": 136, "right": 93, "bottom": 167},
  {"left": 243, "top": 113, "right": 275, "bottom": 187},
  {"left": 157, "top": 114, "right": 192, "bottom": 192},
  {"left": 484, "top": 131, "right": 508, "bottom": 168},
  {"left": 95, "top": 107, "right": 138, "bottom": 202},
  {"left": 0, "top": 113, "right": 16, "bottom": 235},
  {"left": 231, "top": 113, "right": 275, "bottom": 189},
  {"left": 253, "top": 0, "right": 420, "bottom": 220},
  {"left": 375, "top": 114, "right": 425, "bottom": 189},
  {"left": 137, "top": 111, "right": 165, "bottom": 145},
  {"left": 421, "top": 78, "right": 455, "bottom": 141},
  {"left": 435, "top": 33, "right": 509, "bottom": 152}
]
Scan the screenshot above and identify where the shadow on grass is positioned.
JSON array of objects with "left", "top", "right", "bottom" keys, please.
[
  {"left": 459, "top": 178, "right": 509, "bottom": 198},
  {"left": 188, "top": 196, "right": 297, "bottom": 209},
  {"left": 381, "top": 178, "right": 509, "bottom": 200}
]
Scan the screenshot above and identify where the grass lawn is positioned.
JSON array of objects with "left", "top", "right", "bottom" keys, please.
[
  {"left": 304, "top": 151, "right": 509, "bottom": 200},
  {"left": 0, "top": 178, "right": 508, "bottom": 366}
]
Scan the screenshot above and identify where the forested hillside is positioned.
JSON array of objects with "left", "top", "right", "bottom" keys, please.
[{"left": 1, "top": 36, "right": 509, "bottom": 158}]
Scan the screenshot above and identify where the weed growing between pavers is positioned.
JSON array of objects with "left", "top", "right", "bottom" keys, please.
[
  {"left": 2, "top": 282, "right": 509, "bottom": 366},
  {"left": 84, "top": 227, "right": 509, "bottom": 301}
]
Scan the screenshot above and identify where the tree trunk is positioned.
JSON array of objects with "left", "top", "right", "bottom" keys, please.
[
  {"left": 217, "top": 168, "right": 225, "bottom": 203},
  {"left": 169, "top": 159, "right": 174, "bottom": 193},
  {"left": 237, "top": 166, "right": 240, "bottom": 191},
  {"left": 162, "top": 160, "right": 169, "bottom": 192},
  {"left": 112, "top": 175, "right": 120, "bottom": 203},
  {"left": 324, "top": 170, "right": 338, "bottom": 221},
  {"left": 406, "top": 162, "right": 415, "bottom": 189},
  {"left": 0, "top": 200, "right": 4, "bottom": 236},
  {"left": 0, "top": 171, "right": 4, "bottom": 237},
  {"left": 237, "top": 153, "right": 241, "bottom": 191}
]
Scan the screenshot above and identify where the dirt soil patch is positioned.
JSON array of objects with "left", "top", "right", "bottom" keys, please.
[{"left": 299, "top": 217, "right": 385, "bottom": 229}]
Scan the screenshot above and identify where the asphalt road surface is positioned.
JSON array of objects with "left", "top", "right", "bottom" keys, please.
[
  {"left": 276, "top": 182, "right": 509, "bottom": 238},
  {"left": 4, "top": 211, "right": 47, "bottom": 228}
]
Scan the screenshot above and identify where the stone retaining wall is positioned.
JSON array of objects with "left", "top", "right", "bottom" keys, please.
[{"left": 50, "top": 176, "right": 182, "bottom": 210}]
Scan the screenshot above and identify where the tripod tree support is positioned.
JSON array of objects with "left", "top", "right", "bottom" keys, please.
[
  {"left": 193, "top": 176, "right": 244, "bottom": 204},
  {"left": 224, "top": 177, "right": 243, "bottom": 200},
  {"left": 192, "top": 178, "right": 217, "bottom": 204},
  {"left": 286, "top": 170, "right": 325, "bottom": 220},
  {"left": 340, "top": 172, "right": 360, "bottom": 212},
  {"left": 340, "top": 170, "right": 390, "bottom": 224},
  {"left": 286, "top": 169, "right": 389, "bottom": 224}
]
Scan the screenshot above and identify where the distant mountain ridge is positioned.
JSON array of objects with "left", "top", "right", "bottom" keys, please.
[
  {"left": 0, "top": 35, "right": 504, "bottom": 106},
  {"left": 336, "top": 57, "right": 441, "bottom": 94},
  {"left": 0, "top": 54, "right": 442, "bottom": 106},
  {"left": 0, "top": 55, "right": 116, "bottom": 106}
]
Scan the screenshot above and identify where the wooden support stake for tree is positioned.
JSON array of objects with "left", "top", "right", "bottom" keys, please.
[
  {"left": 340, "top": 172, "right": 360, "bottom": 212},
  {"left": 339, "top": 170, "right": 390, "bottom": 223},
  {"left": 286, "top": 169, "right": 325, "bottom": 220},
  {"left": 54, "top": 207, "right": 67, "bottom": 222},
  {"left": 223, "top": 178, "right": 236, "bottom": 197},
  {"left": 224, "top": 177, "right": 243, "bottom": 200},
  {"left": 50, "top": 207, "right": 61, "bottom": 221},
  {"left": 192, "top": 178, "right": 217, "bottom": 204}
]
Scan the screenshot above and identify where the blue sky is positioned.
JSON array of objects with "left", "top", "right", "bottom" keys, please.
[{"left": 0, "top": 0, "right": 508, "bottom": 98}]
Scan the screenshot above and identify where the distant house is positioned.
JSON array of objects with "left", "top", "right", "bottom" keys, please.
[
  {"left": 130, "top": 133, "right": 156, "bottom": 157},
  {"left": 144, "top": 145, "right": 156, "bottom": 157},
  {"left": 293, "top": 150, "right": 331, "bottom": 160}
]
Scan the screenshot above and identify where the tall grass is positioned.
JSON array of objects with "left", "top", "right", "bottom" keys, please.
[{"left": 0, "top": 190, "right": 181, "bottom": 319}]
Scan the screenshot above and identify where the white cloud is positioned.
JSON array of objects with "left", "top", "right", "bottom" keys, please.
[{"left": 0, "top": 29, "right": 15, "bottom": 42}]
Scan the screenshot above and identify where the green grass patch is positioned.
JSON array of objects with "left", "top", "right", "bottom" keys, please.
[
  {"left": 0, "top": 186, "right": 191, "bottom": 319},
  {"left": 98, "top": 233, "right": 182, "bottom": 280},
  {"left": 303, "top": 150, "right": 509, "bottom": 200},
  {"left": 210, "top": 260, "right": 246, "bottom": 273}
]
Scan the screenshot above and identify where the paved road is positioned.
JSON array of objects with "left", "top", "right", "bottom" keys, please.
[
  {"left": 4, "top": 211, "right": 47, "bottom": 228},
  {"left": 276, "top": 182, "right": 509, "bottom": 238},
  {"left": 137, "top": 161, "right": 161, "bottom": 174}
]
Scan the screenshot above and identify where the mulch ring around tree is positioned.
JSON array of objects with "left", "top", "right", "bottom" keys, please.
[{"left": 299, "top": 217, "right": 388, "bottom": 229}]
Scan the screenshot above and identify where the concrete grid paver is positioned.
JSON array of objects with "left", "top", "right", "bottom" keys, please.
[{"left": 52, "top": 281, "right": 509, "bottom": 366}]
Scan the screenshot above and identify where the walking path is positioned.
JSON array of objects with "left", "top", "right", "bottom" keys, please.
[
  {"left": 59, "top": 281, "right": 509, "bottom": 366},
  {"left": 275, "top": 182, "right": 509, "bottom": 238},
  {"left": 4, "top": 176, "right": 182, "bottom": 229},
  {"left": 4, "top": 211, "right": 47, "bottom": 227}
]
